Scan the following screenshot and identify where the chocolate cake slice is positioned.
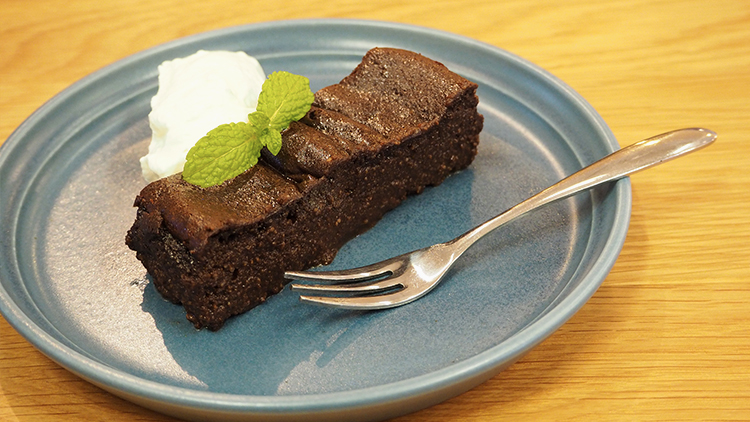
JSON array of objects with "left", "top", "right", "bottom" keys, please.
[{"left": 126, "top": 47, "right": 484, "bottom": 330}]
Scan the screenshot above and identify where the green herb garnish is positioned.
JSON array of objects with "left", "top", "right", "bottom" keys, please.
[{"left": 182, "top": 71, "right": 314, "bottom": 188}]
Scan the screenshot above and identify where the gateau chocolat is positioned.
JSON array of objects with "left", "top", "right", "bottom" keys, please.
[{"left": 126, "top": 47, "right": 484, "bottom": 330}]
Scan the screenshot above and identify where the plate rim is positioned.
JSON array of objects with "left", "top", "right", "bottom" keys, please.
[{"left": 0, "top": 18, "right": 631, "bottom": 420}]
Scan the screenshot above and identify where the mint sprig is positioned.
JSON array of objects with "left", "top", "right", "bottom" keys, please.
[{"left": 182, "top": 71, "right": 314, "bottom": 188}]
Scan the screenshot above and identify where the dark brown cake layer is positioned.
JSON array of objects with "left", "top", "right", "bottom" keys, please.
[{"left": 126, "top": 47, "right": 484, "bottom": 330}]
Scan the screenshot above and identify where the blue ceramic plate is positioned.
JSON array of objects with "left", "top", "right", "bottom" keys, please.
[{"left": 0, "top": 19, "right": 629, "bottom": 421}]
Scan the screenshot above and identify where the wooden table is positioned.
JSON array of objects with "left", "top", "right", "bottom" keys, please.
[{"left": 1, "top": 0, "right": 748, "bottom": 420}]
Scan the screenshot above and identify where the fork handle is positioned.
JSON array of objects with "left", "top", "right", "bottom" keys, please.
[{"left": 451, "top": 128, "right": 717, "bottom": 253}]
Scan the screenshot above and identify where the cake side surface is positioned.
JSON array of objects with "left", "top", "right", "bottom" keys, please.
[{"left": 126, "top": 47, "right": 483, "bottom": 330}]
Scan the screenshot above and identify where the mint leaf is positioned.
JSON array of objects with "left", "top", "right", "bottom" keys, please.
[
  {"left": 182, "top": 121, "right": 264, "bottom": 188},
  {"left": 247, "top": 110, "right": 271, "bottom": 129},
  {"left": 258, "top": 71, "right": 315, "bottom": 132},
  {"left": 182, "top": 70, "right": 314, "bottom": 188},
  {"left": 260, "top": 129, "right": 283, "bottom": 155},
  {"left": 246, "top": 110, "right": 281, "bottom": 154}
]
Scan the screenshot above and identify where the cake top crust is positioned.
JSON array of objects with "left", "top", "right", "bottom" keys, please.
[
  {"left": 135, "top": 164, "right": 305, "bottom": 250},
  {"left": 313, "top": 47, "right": 476, "bottom": 140}
]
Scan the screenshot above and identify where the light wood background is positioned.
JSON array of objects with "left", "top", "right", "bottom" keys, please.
[{"left": 1, "top": 0, "right": 748, "bottom": 421}]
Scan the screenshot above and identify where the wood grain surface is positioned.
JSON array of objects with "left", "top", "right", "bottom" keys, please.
[{"left": 1, "top": 0, "right": 748, "bottom": 420}]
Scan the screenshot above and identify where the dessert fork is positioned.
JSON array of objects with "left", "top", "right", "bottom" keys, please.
[{"left": 285, "top": 128, "right": 716, "bottom": 310}]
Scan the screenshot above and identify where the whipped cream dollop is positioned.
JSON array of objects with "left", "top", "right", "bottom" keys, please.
[{"left": 140, "top": 50, "right": 266, "bottom": 182}]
